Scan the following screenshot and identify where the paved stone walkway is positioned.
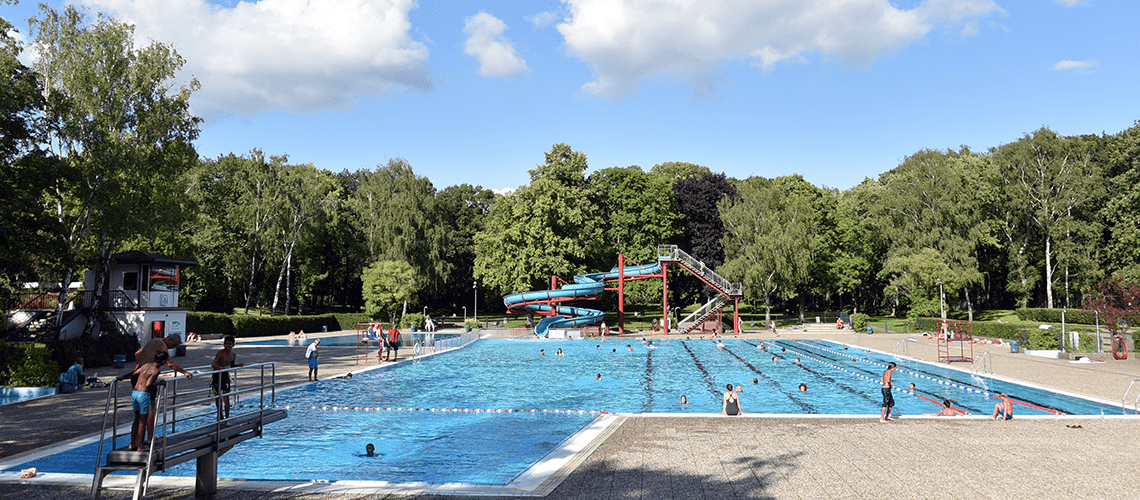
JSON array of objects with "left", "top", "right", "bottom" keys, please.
[{"left": 3, "top": 328, "right": 1139, "bottom": 499}]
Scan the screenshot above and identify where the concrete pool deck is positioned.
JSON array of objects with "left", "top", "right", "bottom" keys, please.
[{"left": 3, "top": 328, "right": 1140, "bottom": 499}]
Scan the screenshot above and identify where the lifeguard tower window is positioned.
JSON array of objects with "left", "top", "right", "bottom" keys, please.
[
  {"left": 150, "top": 267, "right": 179, "bottom": 291},
  {"left": 122, "top": 271, "right": 138, "bottom": 291}
]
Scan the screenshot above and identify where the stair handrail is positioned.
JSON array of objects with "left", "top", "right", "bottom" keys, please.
[
  {"left": 850, "top": 331, "right": 860, "bottom": 346},
  {"left": 657, "top": 245, "right": 742, "bottom": 296},
  {"left": 679, "top": 295, "right": 727, "bottom": 326}
]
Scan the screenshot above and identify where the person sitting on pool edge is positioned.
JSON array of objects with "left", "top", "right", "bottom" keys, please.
[
  {"left": 925, "top": 400, "right": 959, "bottom": 417},
  {"left": 721, "top": 383, "right": 744, "bottom": 416},
  {"left": 992, "top": 393, "right": 1013, "bottom": 420}
]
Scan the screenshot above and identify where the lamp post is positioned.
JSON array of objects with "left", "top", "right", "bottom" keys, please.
[
  {"left": 1095, "top": 310, "right": 1101, "bottom": 353},
  {"left": 463, "top": 306, "right": 467, "bottom": 323},
  {"left": 473, "top": 281, "right": 478, "bottom": 323},
  {"left": 937, "top": 279, "right": 945, "bottom": 320}
]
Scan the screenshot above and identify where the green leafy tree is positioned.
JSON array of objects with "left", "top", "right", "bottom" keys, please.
[
  {"left": 828, "top": 179, "right": 889, "bottom": 313},
  {"left": 719, "top": 175, "right": 821, "bottom": 321},
  {"left": 475, "top": 144, "right": 602, "bottom": 296},
  {"left": 0, "top": 9, "right": 61, "bottom": 309},
  {"left": 362, "top": 260, "right": 419, "bottom": 323},
  {"left": 434, "top": 183, "right": 495, "bottom": 308},
  {"left": 673, "top": 172, "right": 736, "bottom": 304},
  {"left": 347, "top": 159, "right": 450, "bottom": 296},
  {"left": 991, "top": 129, "right": 1103, "bottom": 309},
  {"left": 29, "top": 5, "right": 200, "bottom": 333},
  {"left": 1099, "top": 122, "right": 1140, "bottom": 282},
  {"left": 650, "top": 161, "right": 713, "bottom": 183},
  {"left": 877, "top": 148, "right": 989, "bottom": 320},
  {"left": 269, "top": 164, "right": 338, "bottom": 316},
  {"left": 587, "top": 167, "right": 683, "bottom": 306}
]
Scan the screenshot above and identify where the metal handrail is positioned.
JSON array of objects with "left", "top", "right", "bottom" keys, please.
[
  {"left": 1123, "top": 379, "right": 1140, "bottom": 412},
  {"left": 850, "top": 331, "right": 860, "bottom": 346},
  {"left": 656, "top": 245, "right": 743, "bottom": 296},
  {"left": 679, "top": 296, "right": 728, "bottom": 328},
  {"left": 970, "top": 352, "right": 992, "bottom": 375},
  {"left": 892, "top": 338, "right": 913, "bottom": 358}
]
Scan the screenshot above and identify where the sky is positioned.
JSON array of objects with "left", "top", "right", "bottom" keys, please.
[{"left": 3, "top": 0, "right": 1138, "bottom": 194}]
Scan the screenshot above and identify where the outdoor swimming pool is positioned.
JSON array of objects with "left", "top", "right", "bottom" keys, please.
[{"left": 7, "top": 337, "right": 1130, "bottom": 485}]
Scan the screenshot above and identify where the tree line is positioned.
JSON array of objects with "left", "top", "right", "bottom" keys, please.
[{"left": 4, "top": 6, "right": 1139, "bottom": 329}]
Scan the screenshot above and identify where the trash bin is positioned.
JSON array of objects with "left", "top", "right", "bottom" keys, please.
[
  {"left": 322, "top": 325, "right": 328, "bottom": 332},
  {"left": 1010, "top": 341, "right": 1019, "bottom": 353},
  {"left": 866, "top": 326, "right": 874, "bottom": 334},
  {"left": 175, "top": 344, "right": 187, "bottom": 357},
  {"left": 113, "top": 354, "right": 126, "bottom": 368}
]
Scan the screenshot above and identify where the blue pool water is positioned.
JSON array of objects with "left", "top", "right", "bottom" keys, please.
[
  {"left": 1, "top": 386, "right": 56, "bottom": 406},
  {"left": 8, "top": 338, "right": 1129, "bottom": 485}
]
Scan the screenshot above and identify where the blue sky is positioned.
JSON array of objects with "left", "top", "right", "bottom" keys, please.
[{"left": 4, "top": 0, "right": 1138, "bottom": 193}]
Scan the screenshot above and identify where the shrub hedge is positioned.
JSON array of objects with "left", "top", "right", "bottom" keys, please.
[
  {"left": 1015, "top": 308, "right": 1097, "bottom": 325},
  {"left": 49, "top": 332, "right": 141, "bottom": 369},
  {"left": 187, "top": 311, "right": 237, "bottom": 336},
  {"left": 0, "top": 341, "right": 59, "bottom": 387},
  {"left": 187, "top": 312, "right": 379, "bottom": 338}
]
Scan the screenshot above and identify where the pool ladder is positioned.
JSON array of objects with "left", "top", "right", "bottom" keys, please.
[
  {"left": 892, "top": 338, "right": 917, "bottom": 359},
  {"left": 970, "top": 352, "right": 992, "bottom": 375},
  {"left": 1122, "top": 379, "right": 1140, "bottom": 412}
]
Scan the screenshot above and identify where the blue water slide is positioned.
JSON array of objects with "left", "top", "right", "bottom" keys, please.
[{"left": 503, "top": 262, "right": 662, "bottom": 337}]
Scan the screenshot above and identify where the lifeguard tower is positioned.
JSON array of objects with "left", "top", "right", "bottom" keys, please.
[
  {"left": 937, "top": 321, "right": 974, "bottom": 363},
  {"left": 83, "top": 251, "right": 197, "bottom": 345}
]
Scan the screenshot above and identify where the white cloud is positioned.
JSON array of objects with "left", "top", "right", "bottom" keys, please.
[
  {"left": 80, "top": 0, "right": 433, "bottom": 122},
  {"left": 526, "top": 11, "right": 560, "bottom": 28},
  {"left": 491, "top": 186, "right": 517, "bottom": 196},
  {"left": 1053, "top": 60, "right": 1097, "bottom": 72},
  {"left": 961, "top": 21, "right": 979, "bottom": 37},
  {"left": 463, "top": 12, "right": 531, "bottom": 81},
  {"left": 557, "top": 0, "right": 1003, "bottom": 101}
]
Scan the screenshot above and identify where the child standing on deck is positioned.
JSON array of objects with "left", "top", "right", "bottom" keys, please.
[{"left": 118, "top": 350, "right": 168, "bottom": 451}]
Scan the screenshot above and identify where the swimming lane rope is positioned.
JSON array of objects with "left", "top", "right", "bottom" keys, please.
[
  {"left": 234, "top": 404, "right": 609, "bottom": 414},
  {"left": 789, "top": 340, "right": 1064, "bottom": 416}
]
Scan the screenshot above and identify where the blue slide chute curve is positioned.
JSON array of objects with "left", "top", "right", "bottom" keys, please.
[{"left": 503, "top": 262, "right": 661, "bottom": 337}]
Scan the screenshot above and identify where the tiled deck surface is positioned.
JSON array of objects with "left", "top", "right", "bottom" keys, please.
[{"left": 3, "top": 328, "right": 1139, "bottom": 499}]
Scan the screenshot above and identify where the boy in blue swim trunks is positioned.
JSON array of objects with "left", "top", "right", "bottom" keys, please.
[
  {"left": 118, "top": 350, "right": 168, "bottom": 451},
  {"left": 991, "top": 393, "right": 1013, "bottom": 420}
]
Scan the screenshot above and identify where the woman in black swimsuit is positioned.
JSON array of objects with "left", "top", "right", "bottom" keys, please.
[{"left": 721, "top": 384, "right": 744, "bottom": 416}]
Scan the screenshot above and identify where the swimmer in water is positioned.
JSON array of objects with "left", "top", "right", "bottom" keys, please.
[
  {"left": 716, "top": 341, "right": 726, "bottom": 349},
  {"left": 751, "top": 378, "right": 759, "bottom": 384},
  {"left": 627, "top": 344, "right": 634, "bottom": 351},
  {"left": 772, "top": 356, "right": 778, "bottom": 363},
  {"left": 556, "top": 348, "right": 564, "bottom": 357},
  {"left": 799, "top": 383, "right": 807, "bottom": 392},
  {"left": 677, "top": 395, "right": 692, "bottom": 407},
  {"left": 365, "top": 443, "right": 376, "bottom": 457},
  {"left": 646, "top": 341, "right": 657, "bottom": 349},
  {"left": 794, "top": 357, "right": 800, "bottom": 364},
  {"left": 540, "top": 349, "right": 545, "bottom": 356},
  {"left": 594, "top": 373, "right": 602, "bottom": 381},
  {"left": 908, "top": 383, "right": 916, "bottom": 392}
]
